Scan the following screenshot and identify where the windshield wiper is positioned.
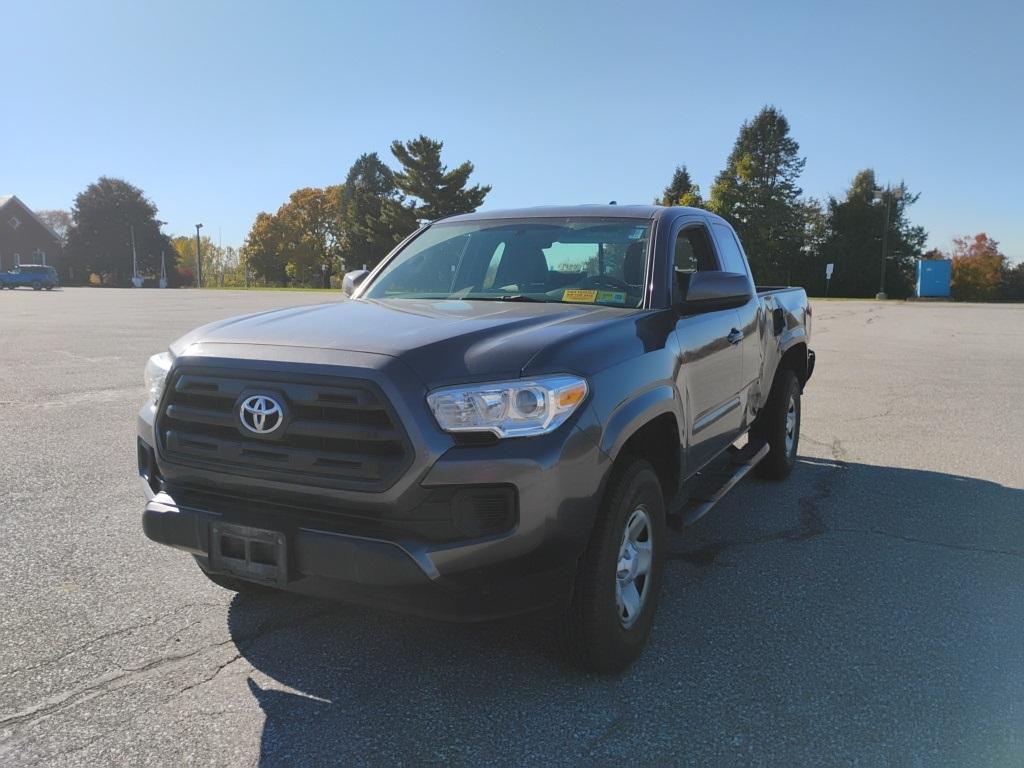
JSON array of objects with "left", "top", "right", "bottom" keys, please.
[{"left": 495, "top": 294, "right": 548, "bottom": 303}]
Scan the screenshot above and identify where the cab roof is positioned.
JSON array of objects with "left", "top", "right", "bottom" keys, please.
[{"left": 438, "top": 204, "right": 712, "bottom": 223}]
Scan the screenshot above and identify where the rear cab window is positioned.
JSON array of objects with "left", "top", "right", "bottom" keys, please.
[{"left": 711, "top": 223, "right": 750, "bottom": 277}]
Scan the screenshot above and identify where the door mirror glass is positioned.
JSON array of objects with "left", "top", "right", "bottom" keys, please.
[
  {"left": 342, "top": 269, "right": 369, "bottom": 296},
  {"left": 675, "top": 271, "right": 751, "bottom": 315}
]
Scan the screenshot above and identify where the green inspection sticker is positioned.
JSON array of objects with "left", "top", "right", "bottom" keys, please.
[{"left": 596, "top": 291, "right": 627, "bottom": 304}]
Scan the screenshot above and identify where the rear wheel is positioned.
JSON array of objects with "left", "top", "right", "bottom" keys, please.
[
  {"left": 45, "top": 285, "right": 54, "bottom": 291},
  {"left": 32, "top": 281, "right": 42, "bottom": 291},
  {"left": 753, "top": 368, "right": 801, "bottom": 480},
  {"left": 561, "top": 457, "right": 665, "bottom": 673}
]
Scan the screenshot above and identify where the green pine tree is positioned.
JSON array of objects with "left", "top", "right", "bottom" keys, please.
[
  {"left": 390, "top": 135, "right": 491, "bottom": 220},
  {"left": 657, "top": 165, "right": 703, "bottom": 207},
  {"left": 338, "top": 153, "right": 418, "bottom": 271},
  {"left": 708, "top": 107, "right": 807, "bottom": 284},
  {"left": 819, "top": 169, "right": 926, "bottom": 298}
]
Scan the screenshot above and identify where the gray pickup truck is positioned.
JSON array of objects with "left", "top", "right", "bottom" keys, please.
[{"left": 138, "top": 205, "right": 813, "bottom": 671}]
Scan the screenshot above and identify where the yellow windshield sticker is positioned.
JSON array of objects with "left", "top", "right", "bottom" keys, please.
[
  {"left": 563, "top": 289, "right": 598, "bottom": 303},
  {"left": 596, "top": 291, "right": 627, "bottom": 304}
]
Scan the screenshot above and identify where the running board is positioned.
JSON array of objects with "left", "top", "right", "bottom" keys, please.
[{"left": 673, "top": 439, "right": 769, "bottom": 528}]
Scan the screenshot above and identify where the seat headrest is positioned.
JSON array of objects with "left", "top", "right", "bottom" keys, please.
[
  {"left": 494, "top": 245, "right": 549, "bottom": 288},
  {"left": 624, "top": 241, "right": 646, "bottom": 286}
]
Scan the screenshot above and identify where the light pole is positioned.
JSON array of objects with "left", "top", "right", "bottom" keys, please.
[
  {"left": 194, "top": 223, "right": 203, "bottom": 288},
  {"left": 873, "top": 185, "right": 904, "bottom": 300}
]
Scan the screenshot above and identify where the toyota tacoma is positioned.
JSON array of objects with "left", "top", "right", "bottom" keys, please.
[{"left": 138, "top": 205, "right": 814, "bottom": 672}]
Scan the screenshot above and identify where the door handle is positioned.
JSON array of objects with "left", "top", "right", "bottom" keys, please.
[{"left": 727, "top": 328, "right": 744, "bottom": 345}]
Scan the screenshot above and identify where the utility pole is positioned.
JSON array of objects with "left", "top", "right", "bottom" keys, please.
[
  {"left": 873, "top": 185, "right": 904, "bottom": 300},
  {"left": 195, "top": 223, "right": 204, "bottom": 288},
  {"left": 130, "top": 225, "right": 138, "bottom": 283}
]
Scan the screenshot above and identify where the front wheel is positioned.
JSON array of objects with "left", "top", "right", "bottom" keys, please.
[
  {"left": 31, "top": 281, "right": 42, "bottom": 291},
  {"left": 561, "top": 457, "right": 666, "bottom": 673},
  {"left": 753, "top": 368, "right": 801, "bottom": 480}
]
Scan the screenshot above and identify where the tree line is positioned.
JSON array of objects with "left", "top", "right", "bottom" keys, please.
[
  {"left": 43, "top": 111, "right": 1021, "bottom": 300},
  {"left": 655, "top": 106, "right": 1022, "bottom": 301},
  {"left": 241, "top": 136, "right": 489, "bottom": 287},
  {"left": 41, "top": 134, "right": 489, "bottom": 288}
]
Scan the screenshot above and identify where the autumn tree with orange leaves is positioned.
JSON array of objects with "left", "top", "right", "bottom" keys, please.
[{"left": 949, "top": 233, "right": 1007, "bottom": 302}]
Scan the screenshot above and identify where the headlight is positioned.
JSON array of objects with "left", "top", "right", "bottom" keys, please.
[
  {"left": 144, "top": 351, "right": 174, "bottom": 404},
  {"left": 427, "top": 375, "right": 588, "bottom": 438}
]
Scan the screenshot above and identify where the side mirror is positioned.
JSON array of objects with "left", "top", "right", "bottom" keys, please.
[
  {"left": 342, "top": 269, "right": 369, "bottom": 297},
  {"left": 675, "top": 271, "right": 751, "bottom": 315}
]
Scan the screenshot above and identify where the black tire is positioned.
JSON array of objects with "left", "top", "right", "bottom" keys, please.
[
  {"left": 198, "top": 565, "right": 276, "bottom": 595},
  {"left": 45, "top": 285, "right": 54, "bottom": 291},
  {"left": 753, "top": 368, "right": 801, "bottom": 480},
  {"left": 32, "top": 281, "right": 42, "bottom": 291},
  {"left": 561, "top": 457, "right": 666, "bottom": 673}
]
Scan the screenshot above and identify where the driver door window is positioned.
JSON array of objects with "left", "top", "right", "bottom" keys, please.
[{"left": 673, "top": 225, "right": 719, "bottom": 300}]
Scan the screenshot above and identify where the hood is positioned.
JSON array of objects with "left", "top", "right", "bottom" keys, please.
[{"left": 174, "top": 297, "right": 644, "bottom": 387}]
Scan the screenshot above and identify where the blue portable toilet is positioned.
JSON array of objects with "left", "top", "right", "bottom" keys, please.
[{"left": 916, "top": 259, "right": 952, "bottom": 298}]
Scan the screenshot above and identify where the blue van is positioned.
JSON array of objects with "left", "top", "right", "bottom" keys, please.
[{"left": 0, "top": 264, "right": 59, "bottom": 290}]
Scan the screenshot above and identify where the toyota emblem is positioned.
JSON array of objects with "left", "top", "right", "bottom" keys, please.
[{"left": 239, "top": 394, "right": 284, "bottom": 435}]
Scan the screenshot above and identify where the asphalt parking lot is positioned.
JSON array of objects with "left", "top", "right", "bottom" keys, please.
[{"left": 1, "top": 288, "right": 1022, "bottom": 767}]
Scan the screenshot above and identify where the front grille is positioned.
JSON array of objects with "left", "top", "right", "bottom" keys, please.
[{"left": 156, "top": 366, "right": 413, "bottom": 491}]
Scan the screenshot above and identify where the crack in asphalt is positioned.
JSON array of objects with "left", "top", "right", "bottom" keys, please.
[
  {"left": 666, "top": 433, "right": 1021, "bottom": 570},
  {"left": 832, "top": 527, "right": 1024, "bottom": 559},
  {"left": 0, "top": 603, "right": 225, "bottom": 679},
  {"left": 174, "top": 653, "right": 244, "bottom": 696},
  {"left": 0, "top": 642, "right": 236, "bottom": 730},
  {"left": 11, "top": 704, "right": 242, "bottom": 768},
  {"left": 0, "top": 603, "right": 334, "bottom": 736},
  {"left": 584, "top": 710, "right": 630, "bottom": 754},
  {"left": 668, "top": 444, "right": 841, "bottom": 567}
]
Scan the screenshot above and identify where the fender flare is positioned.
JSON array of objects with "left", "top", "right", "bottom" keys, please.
[{"left": 598, "top": 383, "right": 683, "bottom": 461}]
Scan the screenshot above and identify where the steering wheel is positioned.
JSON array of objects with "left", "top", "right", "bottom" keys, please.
[{"left": 586, "top": 275, "right": 631, "bottom": 291}]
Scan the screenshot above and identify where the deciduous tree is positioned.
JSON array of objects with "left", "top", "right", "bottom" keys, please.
[
  {"left": 950, "top": 233, "right": 1006, "bottom": 302},
  {"left": 241, "top": 212, "right": 288, "bottom": 285},
  {"left": 278, "top": 186, "right": 343, "bottom": 286},
  {"left": 35, "top": 209, "right": 72, "bottom": 245},
  {"left": 64, "top": 177, "right": 178, "bottom": 285},
  {"left": 240, "top": 187, "right": 343, "bottom": 286}
]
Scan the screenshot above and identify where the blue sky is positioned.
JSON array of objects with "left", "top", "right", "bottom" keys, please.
[{"left": 4, "top": 0, "right": 1022, "bottom": 261}]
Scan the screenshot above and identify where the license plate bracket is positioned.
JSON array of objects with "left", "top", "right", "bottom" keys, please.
[{"left": 209, "top": 522, "right": 288, "bottom": 586}]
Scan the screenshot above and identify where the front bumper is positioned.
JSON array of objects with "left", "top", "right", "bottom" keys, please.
[
  {"left": 142, "top": 495, "right": 576, "bottom": 620},
  {"left": 137, "top": 352, "right": 611, "bottom": 621}
]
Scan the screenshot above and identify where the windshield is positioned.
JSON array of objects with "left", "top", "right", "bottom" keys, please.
[{"left": 364, "top": 217, "right": 651, "bottom": 308}]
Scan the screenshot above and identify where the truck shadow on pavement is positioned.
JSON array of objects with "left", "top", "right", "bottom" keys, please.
[{"left": 226, "top": 458, "right": 1024, "bottom": 767}]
